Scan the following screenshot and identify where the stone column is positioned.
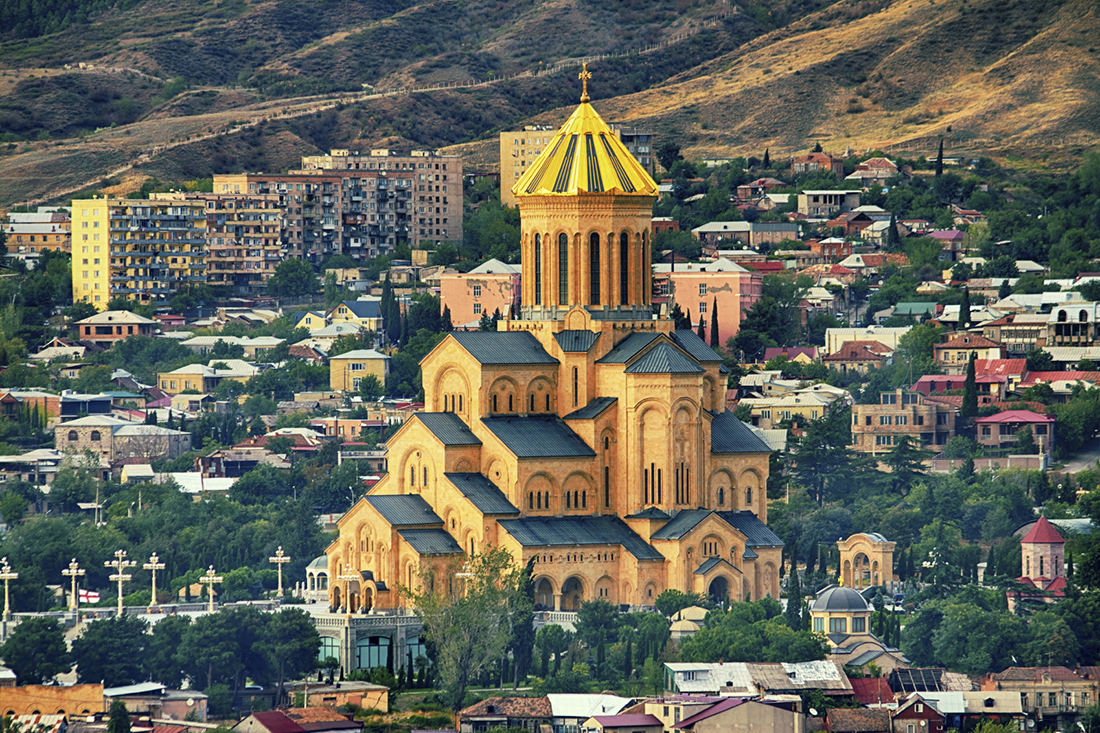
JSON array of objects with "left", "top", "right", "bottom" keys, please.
[{"left": 553, "top": 594, "right": 562, "bottom": 611}]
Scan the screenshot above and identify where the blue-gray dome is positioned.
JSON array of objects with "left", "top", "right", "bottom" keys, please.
[{"left": 811, "top": 586, "right": 871, "bottom": 613}]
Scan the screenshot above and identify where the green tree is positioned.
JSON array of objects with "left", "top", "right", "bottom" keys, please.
[
  {"left": 884, "top": 437, "right": 932, "bottom": 495},
  {"left": 1026, "top": 349, "right": 1055, "bottom": 372},
  {"left": 959, "top": 287, "right": 971, "bottom": 329},
  {"left": 71, "top": 616, "right": 149, "bottom": 686},
  {"left": 107, "top": 700, "right": 132, "bottom": 733},
  {"left": 268, "top": 608, "right": 321, "bottom": 702},
  {"left": 709, "top": 299, "right": 719, "bottom": 349},
  {"left": 510, "top": 558, "right": 536, "bottom": 688},
  {"left": 1014, "top": 427, "right": 1036, "bottom": 455},
  {"left": 792, "top": 408, "right": 859, "bottom": 505},
  {"left": 536, "top": 624, "right": 572, "bottom": 675},
  {"left": 655, "top": 589, "right": 703, "bottom": 618},
  {"left": 679, "top": 599, "right": 825, "bottom": 663},
  {"left": 358, "top": 375, "right": 383, "bottom": 401},
  {"left": 408, "top": 547, "right": 523, "bottom": 710},
  {"left": 657, "top": 142, "right": 683, "bottom": 172},
  {"left": 574, "top": 599, "right": 619, "bottom": 672},
  {"left": 0, "top": 616, "right": 71, "bottom": 683},
  {"left": 147, "top": 614, "right": 190, "bottom": 688},
  {"left": 785, "top": 553, "right": 803, "bottom": 631},
  {"left": 961, "top": 354, "right": 978, "bottom": 418},
  {"left": 267, "top": 260, "right": 319, "bottom": 298}
]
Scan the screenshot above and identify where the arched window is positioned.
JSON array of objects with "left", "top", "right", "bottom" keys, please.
[
  {"left": 718, "top": 487, "right": 725, "bottom": 505},
  {"left": 68, "top": 430, "right": 78, "bottom": 441},
  {"left": 604, "top": 437, "right": 610, "bottom": 450},
  {"left": 1058, "top": 310, "right": 1068, "bottom": 322},
  {"left": 573, "top": 366, "right": 579, "bottom": 407},
  {"left": 90, "top": 431, "right": 101, "bottom": 441},
  {"left": 581, "top": 491, "right": 586, "bottom": 508},
  {"left": 410, "top": 467, "right": 416, "bottom": 486},
  {"left": 545, "top": 394, "right": 551, "bottom": 411},
  {"left": 620, "top": 232, "right": 630, "bottom": 305},
  {"left": 566, "top": 492, "right": 571, "bottom": 509},
  {"left": 536, "top": 493, "right": 542, "bottom": 509},
  {"left": 459, "top": 395, "right": 463, "bottom": 412},
  {"left": 534, "top": 234, "right": 542, "bottom": 305},
  {"left": 508, "top": 394, "right": 513, "bottom": 412},
  {"left": 604, "top": 466, "right": 610, "bottom": 507},
  {"left": 423, "top": 467, "right": 428, "bottom": 486},
  {"left": 528, "top": 493, "right": 534, "bottom": 509},
  {"left": 558, "top": 233, "right": 569, "bottom": 304},
  {"left": 492, "top": 394, "right": 498, "bottom": 412},
  {"left": 1081, "top": 310, "right": 1089, "bottom": 323},
  {"left": 745, "top": 486, "right": 752, "bottom": 506},
  {"left": 589, "top": 232, "right": 601, "bottom": 305}
]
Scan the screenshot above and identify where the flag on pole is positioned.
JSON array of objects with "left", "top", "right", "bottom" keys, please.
[{"left": 79, "top": 589, "right": 100, "bottom": 603}]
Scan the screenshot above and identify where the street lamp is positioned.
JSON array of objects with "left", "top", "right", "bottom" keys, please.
[
  {"left": 199, "top": 565, "right": 223, "bottom": 614},
  {"left": 0, "top": 557, "right": 17, "bottom": 621},
  {"left": 269, "top": 546, "right": 291, "bottom": 599},
  {"left": 62, "top": 558, "right": 86, "bottom": 612},
  {"left": 143, "top": 553, "right": 165, "bottom": 612},
  {"left": 105, "top": 549, "right": 136, "bottom": 617}
]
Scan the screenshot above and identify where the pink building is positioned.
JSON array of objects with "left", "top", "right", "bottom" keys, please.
[
  {"left": 438, "top": 258, "right": 521, "bottom": 328},
  {"left": 652, "top": 258, "right": 763, "bottom": 349}
]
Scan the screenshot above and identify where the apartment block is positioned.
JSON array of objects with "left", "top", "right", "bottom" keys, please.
[
  {"left": 3, "top": 207, "right": 71, "bottom": 258},
  {"left": 851, "top": 388, "right": 955, "bottom": 456},
  {"left": 71, "top": 198, "right": 206, "bottom": 310},
  {"left": 499, "top": 124, "right": 654, "bottom": 207},
  {"left": 196, "top": 193, "right": 282, "bottom": 294}
]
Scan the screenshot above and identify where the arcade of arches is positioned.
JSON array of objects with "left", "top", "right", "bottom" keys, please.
[{"left": 326, "top": 90, "right": 783, "bottom": 613}]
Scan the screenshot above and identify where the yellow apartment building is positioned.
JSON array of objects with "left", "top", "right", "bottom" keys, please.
[
  {"left": 330, "top": 349, "right": 391, "bottom": 392},
  {"left": 71, "top": 197, "right": 206, "bottom": 309}
]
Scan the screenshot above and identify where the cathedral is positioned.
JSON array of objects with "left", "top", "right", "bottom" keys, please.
[{"left": 325, "top": 74, "right": 782, "bottom": 613}]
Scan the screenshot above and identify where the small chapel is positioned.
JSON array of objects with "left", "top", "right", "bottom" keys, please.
[{"left": 325, "top": 70, "right": 782, "bottom": 612}]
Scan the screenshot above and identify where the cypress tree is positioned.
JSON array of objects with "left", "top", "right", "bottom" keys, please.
[
  {"left": 710, "top": 298, "right": 719, "bottom": 349},
  {"left": 960, "top": 287, "right": 971, "bottom": 329},
  {"left": 986, "top": 544, "right": 997, "bottom": 580},
  {"left": 962, "top": 353, "right": 978, "bottom": 417},
  {"left": 697, "top": 316, "right": 706, "bottom": 342},
  {"left": 887, "top": 212, "right": 900, "bottom": 250},
  {"left": 785, "top": 548, "right": 802, "bottom": 631},
  {"left": 540, "top": 644, "right": 549, "bottom": 678},
  {"left": 999, "top": 278, "right": 1012, "bottom": 300},
  {"left": 763, "top": 148, "right": 771, "bottom": 168},
  {"left": 801, "top": 600, "right": 811, "bottom": 633},
  {"left": 624, "top": 639, "right": 633, "bottom": 677},
  {"left": 441, "top": 305, "right": 453, "bottom": 332},
  {"left": 935, "top": 137, "right": 944, "bottom": 177}
]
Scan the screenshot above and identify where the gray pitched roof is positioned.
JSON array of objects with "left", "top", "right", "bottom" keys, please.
[
  {"left": 694, "top": 556, "right": 729, "bottom": 575},
  {"left": 625, "top": 507, "right": 671, "bottom": 520},
  {"left": 336, "top": 300, "right": 381, "bottom": 319},
  {"left": 710, "top": 410, "right": 773, "bottom": 453},
  {"left": 481, "top": 416, "right": 596, "bottom": 458},
  {"left": 450, "top": 331, "right": 558, "bottom": 364},
  {"left": 498, "top": 516, "right": 664, "bottom": 560},
  {"left": 625, "top": 342, "right": 704, "bottom": 374},
  {"left": 717, "top": 510, "right": 784, "bottom": 546},
  {"left": 742, "top": 547, "right": 759, "bottom": 559},
  {"left": 554, "top": 330, "right": 601, "bottom": 352},
  {"left": 672, "top": 330, "right": 724, "bottom": 362},
  {"left": 365, "top": 495, "right": 443, "bottom": 526},
  {"left": 597, "top": 332, "right": 660, "bottom": 363},
  {"left": 651, "top": 509, "right": 711, "bottom": 541},
  {"left": 564, "top": 397, "right": 617, "bottom": 420},
  {"left": 415, "top": 413, "right": 482, "bottom": 446},
  {"left": 398, "top": 528, "right": 464, "bottom": 555},
  {"left": 445, "top": 473, "right": 520, "bottom": 515}
]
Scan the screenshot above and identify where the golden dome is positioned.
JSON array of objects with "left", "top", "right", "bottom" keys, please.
[{"left": 512, "top": 101, "right": 658, "bottom": 199}]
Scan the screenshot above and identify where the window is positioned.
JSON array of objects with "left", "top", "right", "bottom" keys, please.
[
  {"left": 473, "top": 285, "right": 481, "bottom": 297},
  {"left": 473, "top": 303, "right": 482, "bottom": 314},
  {"left": 699, "top": 301, "right": 707, "bottom": 313},
  {"left": 68, "top": 430, "right": 78, "bottom": 441},
  {"left": 589, "top": 232, "right": 601, "bottom": 305},
  {"left": 534, "top": 234, "right": 542, "bottom": 305},
  {"left": 620, "top": 233, "right": 630, "bottom": 305},
  {"left": 879, "top": 416, "right": 892, "bottom": 426},
  {"left": 829, "top": 618, "right": 847, "bottom": 633},
  {"left": 558, "top": 233, "right": 569, "bottom": 304},
  {"left": 882, "top": 393, "right": 897, "bottom": 405},
  {"left": 349, "top": 362, "right": 364, "bottom": 371},
  {"left": 813, "top": 617, "right": 824, "bottom": 632},
  {"left": 699, "top": 283, "right": 707, "bottom": 295},
  {"left": 852, "top": 617, "right": 866, "bottom": 633},
  {"left": 90, "top": 431, "right": 101, "bottom": 441}
]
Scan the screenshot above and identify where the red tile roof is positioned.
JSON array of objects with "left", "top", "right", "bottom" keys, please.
[
  {"left": 991, "top": 666, "right": 1081, "bottom": 682},
  {"left": 935, "top": 334, "right": 1003, "bottom": 350},
  {"left": 825, "top": 341, "right": 894, "bottom": 362},
  {"left": 460, "top": 697, "right": 552, "bottom": 719},
  {"left": 975, "top": 359, "right": 1027, "bottom": 377},
  {"left": 850, "top": 677, "right": 895, "bottom": 706},
  {"left": 248, "top": 712, "right": 306, "bottom": 733},
  {"left": 826, "top": 708, "right": 891, "bottom": 733},
  {"left": 1020, "top": 371, "right": 1100, "bottom": 386},
  {"left": 1021, "top": 516, "right": 1065, "bottom": 545},
  {"left": 974, "top": 409, "right": 1054, "bottom": 424},
  {"left": 764, "top": 347, "right": 819, "bottom": 361}
]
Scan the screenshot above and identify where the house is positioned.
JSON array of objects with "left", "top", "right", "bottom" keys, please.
[
  {"left": 792, "top": 153, "right": 845, "bottom": 175},
  {"left": 827, "top": 211, "right": 876, "bottom": 238},
  {"left": 672, "top": 698, "right": 803, "bottom": 733},
  {"left": 797, "top": 190, "right": 861, "bottom": 218},
  {"left": 664, "top": 660, "right": 854, "bottom": 698},
  {"left": 196, "top": 448, "right": 289, "bottom": 478},
  {"left": 975, "top": 410, "right": 1055, "bottom": 454},
  {"left": 909, "top": 374, "right": 1004, "bottom": 402},
  {"left": 583, "top": 716, "right": 663, "bottom": 733},
  {"left": 549, "top": 694, "right": 633, "bottom": 733},
  {"left": 809, "top": 585, "right": 907, "bottom": 675},
  {"left": 741, "top": 390, "right": 839, "bottom": 429},
  {"left": 763, "top": 347, "right": 818, "bottom": 364},
  {"left": 281, "top": 681, "right": 389, "bottom": 712},
  {"left": 691, "top": 221, "right": 752, "bottom": 245},
  {"left": 891, "top": 694, "right": 945, "bottom": 733},
  {"left": 915, "top": 692, "right": 1023, "bottom": 731},
  {"left": 1047, "top": 302, "right": 1100, "bottom": 347},
  {"left": 932, "top": 334, "right": 1005, "bottom": 375},
  {"left": 459, "top": 697, "right": 553, "bottom": 733},
  {"left": 736, "top": 178, "right": 788, "bottom": 199},
  {"left": 826, "top": 708, "right": 890, "bottom": 733},
  {"left": 981, "top": 315, "right": 1049, "bottom": 357},
  {"left": 178, "top": 336, "right": 285, "bottom": 359},
  {"left": 836, "top": 253, "right": 908, "bottom": 277},
  {"left": 981, "top": 667, "right": 1091, "bottom": 721},
  {"left": 651, "top": 258, "right": 763, "bottom": 347},
  {"left": 293, "top": 311, "right": 329, "bottom": 330},
  {"left": 55, "top": 415, "right": 192, "bottom": 464},
  {"left": 825, "top": 328, "right": 912, "bottom": 356},
  {"left": 76, "top": 310, "right": 157, "bottom": 345},
  {"left": 888, "top": 669, "right": 973, "bottom": 696},
  {"left": 327, "top": 299, "right": 384, "bottom": 331},
  {"left": 329, "top": 349, "right": 390, "bottom": 392},
  {"left": 59, "top": 390, "right": 114, "bottom": 418},
  {"left": 845, "top": 158, "right": 899, "bottom": 188},
  {"left": 809, "top": 238, "right": 853, "bottom": 260},
  {"left": 850, "top": 389, "right": 955, "bottom": 456},
  {"left": 926, "top": 230, "right": 966, "bottom": 261},
  {"left": 30, "top": 337, "right": 87, "bottom": 362},
  {"left": 234, "top": 709, "right": 362, "bottom": 733},
  {"left": 439, "top": 259, "right": 522, "bottom": 329},
  {"left": 823, "top": 341, "right": 894, "bottom": 375}
]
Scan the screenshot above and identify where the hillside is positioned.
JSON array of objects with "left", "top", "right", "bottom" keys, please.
[{"left": 0, "top": 0, "right": 1098, "bottom": 210}]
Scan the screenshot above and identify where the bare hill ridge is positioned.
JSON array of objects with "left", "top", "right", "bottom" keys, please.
[{"left": 0, "top": 0, "right": 1097, "bottom": 209}]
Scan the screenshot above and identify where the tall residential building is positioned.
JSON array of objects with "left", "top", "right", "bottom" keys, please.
[
  {"left": 500, "top": 124, "right": 655, "bottom": 207},
  {"left": 213, "top": 149, "right": 462, "bottom": 263},
  {"left": 152, "top": 192, "right": 284, "bottom": 295},
  {"left": 71, "top": 198, "right": 206, "bottom": 310}
]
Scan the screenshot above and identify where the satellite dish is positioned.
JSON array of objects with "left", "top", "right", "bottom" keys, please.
[
  {"left": 1027, "top": 722, "right": 1036, "bottom": 729},
  {"left": 809, "top": 709, "right": 819, "bottom": 717},
  {"left": 186, "top": 699, "right": 194, "bottom": 707},
  {"left": 921, "top": 722, "right": 927, "bottom": 727}
]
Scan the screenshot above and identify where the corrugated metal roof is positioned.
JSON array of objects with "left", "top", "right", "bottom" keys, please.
[
  {"left": 625, "top": 507, "right": 671, "bottom": 520},
  {"left": 450, "top": 331, "right": 558, "bottom": 364},
  {"left": 398, "top": 528, "right": 464, "bottom": 555},
  {"left": 482, "top": 416, "right": 596, "bottom": 458},
  {"left": 625, "top": 342, "right": 704, "bottom": 374},
  {"left": 693, "top": 556, "right": 727, "bottom": 575},
  {"left": 597, "top": 332, "right": 660, "bottom": 363},
  {"left": 554, "top": 330, "right": 602, "bottom": 352},
  {"left": 365, "top": 495, "right": 443, "bottom": 526},
  {"left": 546, "top": 694, "right": 632, "bottom": 718},
  {"left": 565, "top": 396, "right": 617, "bottom": 420},
  {"left": 716, "top": 511, "right": 784, "bottom": 547},
  {"left": 445, "top": 473, "right": 519, "bottom": 515},
  {"left": 672, "top": 330, "right": 724, "bottom": 362},
  {"left": 742, "top": 547, "right": 759, "bottom": 559},
  {"left": 498, "top": 516, "right": 663, "bottom": 560},
  {"left": 710, "top": 410, "right": 773, "bottom": 453},
  {"left": 415, "top": 413, "right": 482, "bottom": 446},
  {"left": 652, "top": 509, "right": 710, "bottom": 540}
]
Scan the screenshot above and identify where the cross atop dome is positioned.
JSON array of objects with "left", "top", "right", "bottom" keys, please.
[{"left": 579, "top": 63, "right": 592, "bottom": 103}]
